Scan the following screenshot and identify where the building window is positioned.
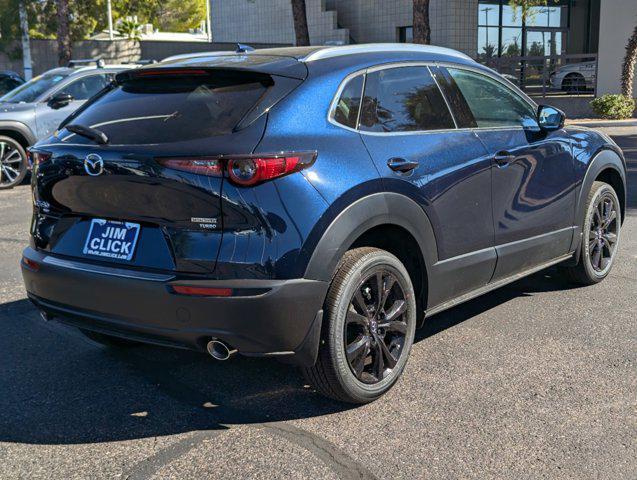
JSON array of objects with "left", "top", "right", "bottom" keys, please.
[
  {"left": 478, "top": 0, "right": 569, "bottom": 60},
  {"left": 398, "top": 26, "right": 413, "bottom": 43}
]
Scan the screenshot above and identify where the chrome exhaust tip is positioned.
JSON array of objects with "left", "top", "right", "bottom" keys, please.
[{"left": 206, "top": 339, "right": 237, "bottom": 361}]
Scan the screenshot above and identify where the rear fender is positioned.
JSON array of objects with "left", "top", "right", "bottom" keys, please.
[{"left": 304, "top": 191, "right": 438, "bottom": 284}]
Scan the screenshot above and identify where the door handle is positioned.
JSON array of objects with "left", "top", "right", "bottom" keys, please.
[
  {"left": 387, "top": 157, "right": 419, "bottom": 173},
  {"left": 493, "top": 151, "right": 515, "bottom": 167}
]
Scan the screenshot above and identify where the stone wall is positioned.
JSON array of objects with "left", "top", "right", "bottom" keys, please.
[{"left": 0, "top": 39, "right": 287, "bottom": 78}]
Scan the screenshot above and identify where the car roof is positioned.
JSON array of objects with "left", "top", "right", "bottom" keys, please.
[
  {"left": 155, "top": 43, "right": 476, "bottom": 80},
  {"left": 164, "top": 44, "right": 471, "bottom": 62},
  {"left": 36, "top": 65, "right": 132, "bottom": 80}
]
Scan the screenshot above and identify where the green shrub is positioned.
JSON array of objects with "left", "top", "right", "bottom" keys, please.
[{"left": 590, "top": 94, "right": 635, "bottom": 119}]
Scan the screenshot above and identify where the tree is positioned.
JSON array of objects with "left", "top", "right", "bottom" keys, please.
[
  {"left": 621, "top": 23, "right": 637, "bottom": 99},
  {"left": 117, "top": 18, "right": 141, "bottom": 42},
  {"left": 56, "top": 0, "right": 71, "bottom": 66},
  {"left": 413, "top": 0, "right": 430, "bottom": 45},
  {"left": 480, "top": 43, "right": 496, "bottom": 61},
  {"left": 290, "top": 0, "right": 310, "bottom": 46},
  {"left": 508, "top": 0, "right": 558, "bottom": 24}
]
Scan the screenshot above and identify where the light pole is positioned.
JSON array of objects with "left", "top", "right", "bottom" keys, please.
[
  {"left": 481, "top": 6, "right": 494, "bottom": 53},
  {"left": 107, "top": 0, "right": 114, "bottom": 40},
  {"left": 18, "top": 1, "right": 32, "bottom": 80},
  {"left": 205, "top": 0, "right": 212, "bottom": 42}
]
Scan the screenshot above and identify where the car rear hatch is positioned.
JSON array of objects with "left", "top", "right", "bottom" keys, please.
[{"left": 31, "top": 61, "right": 305, "bottom": 274}]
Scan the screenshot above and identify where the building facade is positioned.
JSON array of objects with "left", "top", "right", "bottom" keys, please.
[
  {"left": 211, "top": 0, "right": 602, "bottom": 60},
  {"left": 210, "top": 0, "right": 633, "bottom": 96},
  {"left": 211, "top": 0, "right": 479, "bottom": 56}
]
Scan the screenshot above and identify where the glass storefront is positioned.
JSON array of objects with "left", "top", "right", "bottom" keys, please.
[{"left": 478, "top": 0, "right": 569, "bottom": 61}]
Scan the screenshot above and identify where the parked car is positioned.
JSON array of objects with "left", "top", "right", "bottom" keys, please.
[
  {"left": 0, "top": 70, "right": 24, "bottom": 96},
  {"left": 23, "top": 44, "right": 626, "bottom": 403},
  {"left": 0, "top": 61, "right": 132, "bottom": 189},
  {"left": 550, "top": 61, "right": 596, "bottom": 92}
]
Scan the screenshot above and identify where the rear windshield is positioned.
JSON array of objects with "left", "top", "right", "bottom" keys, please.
[{"left": 60, "top": 70, "right": 271, "bottom": 145}]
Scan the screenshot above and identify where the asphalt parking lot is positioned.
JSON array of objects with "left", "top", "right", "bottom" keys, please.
[{"left": 0, "top": 128, "right": 635, "bottom": 479}]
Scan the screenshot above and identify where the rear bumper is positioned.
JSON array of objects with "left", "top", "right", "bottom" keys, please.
[{"left": 21, "top": 247, "right": 328, "bottom": 366}]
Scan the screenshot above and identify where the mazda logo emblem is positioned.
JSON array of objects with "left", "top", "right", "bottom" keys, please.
[{"left": 84, "top": 153, "right": 104, "bottom": 176}]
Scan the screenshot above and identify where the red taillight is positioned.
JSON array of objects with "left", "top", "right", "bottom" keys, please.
[
  {"left": 171, "top": 285, "right": 233, "bottom": 297},
  {"left": 28, "top": 150, "right": 52, "bottom": 167},
  {"left": 228, "top": 156, "right": 302, "bottom": 186},
  {"left": 22, "top": 257, "right": 40, "bottom": 272},
  {"left": 157, "top": 152, "right": 316, "bottom": 186}
]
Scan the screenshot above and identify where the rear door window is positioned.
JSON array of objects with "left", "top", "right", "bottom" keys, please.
[
  {"left": 61, "top": 70, "right": 272, "bottom": 145},
  {"left": 359, "top": 66, "right": 455, "bottom": 133},
  {"left": 445, "top": 68, "right": 537, "bottom": 129},
  {"left": 431, "top": 67, "right": 477, "bottom": 129},
  {"left": 332, "top": 74, "right": 364, "bottom": 129},
  {"left": 62, "top": 74, "right": 110, "bottom": 100}
]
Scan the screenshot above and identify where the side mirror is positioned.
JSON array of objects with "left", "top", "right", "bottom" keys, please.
[
  {"left": 537, "top": 105, "right": 565, "bottom": 131},
  {"left": 47, "top": 92, "right": 74, "bottom": 110}
]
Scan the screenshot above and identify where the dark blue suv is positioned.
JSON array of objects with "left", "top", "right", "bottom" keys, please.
[{"left": 22, "top": 45, "right": 626, "bottom": 403}]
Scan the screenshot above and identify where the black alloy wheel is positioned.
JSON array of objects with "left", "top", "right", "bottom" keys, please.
[
  {"left": 562, "top": 181, "right": 621, "bottom": 285},
  {"left": 344, "top": 269, "right": 409, "bottom": 384},
  {"left": 587, "top": 189, "right": 619, "bottom": 274},
  {"left": 303, "top": 247, "right": 416, "bottom": 404}
]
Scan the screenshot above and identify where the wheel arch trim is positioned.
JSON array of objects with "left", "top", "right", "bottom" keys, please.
[
  {"left": 0, "top": 121, "right": 36, "bottom": 147},
  {"left": 304, "top": 192, "right": 438, "bottom": 283},
  {"left": 569, "top": 148, "right": 627, "bottom": 254}
]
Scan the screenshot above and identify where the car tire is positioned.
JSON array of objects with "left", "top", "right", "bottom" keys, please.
[
  {"left": 562, "top": 73, "right": 586, "bottom": 93},
  {"left": 562, "top": 181, "right": 621, "bottom": 285},
  {"left": 79, "top": 328, "right": 140, "bottom": 348},
  {"left": 303, "top": 247, "right": 417, "bottom": 404},
  {"left": 0, "top": 135, "right": 27, "bottom": 190}
]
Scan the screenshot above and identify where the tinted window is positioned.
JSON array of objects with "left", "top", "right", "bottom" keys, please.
[
  {"left": 333, "top": 75, "right": 363, "bottom": 129},
  {"left": 61, "top": 71, "right": 271, "bottom": 145},
  {"left": 0, "top": 71, "right": 69, "bottom": 103},
  {"left": 446, "top": 68, "right": 537, "bottom": 129},
  {"left": 0, "top": 76, "right": 22, "bottom": 95},
  {"left": 62, "top": 74, "right": 110, "bottom": 100},
  {"left": 432, "top": 67, "right": 477, "bottom": 129},
  {"left": 359, "top": 66, "right": 454, "bottom": 133}
]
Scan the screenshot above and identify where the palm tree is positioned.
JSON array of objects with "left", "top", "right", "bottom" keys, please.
[
  {"left": 56, "top": 0, "right": 72, "bottom": 66},
  {"left": 621, "top": 23, "right": 637, "bottom": 99},
  {"left": 118, "top": 19, "right": 142, "bottom": 43},
  {"left": 291, "top": 0, "right": 310, "bottom": 46},
  {"left": 413, "top": 0, "right": 431, "bottom": 45}
]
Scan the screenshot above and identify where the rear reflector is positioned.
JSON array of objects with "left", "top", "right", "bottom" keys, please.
[
  {"left": 22, "top": 257, "right": 40, "bottom": 272},
  {"left": 156, "top": 151, "right": 316, "bottom": 186},
  {"left": 171, "top": 285, "right": 233, "bottom": 297}
]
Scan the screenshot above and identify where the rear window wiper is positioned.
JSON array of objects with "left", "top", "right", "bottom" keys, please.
[{"left": 65, "top": 124, "right": 109, "bottom": 145}]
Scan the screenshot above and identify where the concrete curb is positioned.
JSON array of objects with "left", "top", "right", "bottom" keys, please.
[{"left": 567, "top": 119, "right": 637, "bottom": 128}]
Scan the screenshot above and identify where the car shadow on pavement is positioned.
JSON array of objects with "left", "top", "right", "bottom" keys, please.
[
  {"left": 0, "top": 267, "right": 582, "bottom": 446},
  {"left": 416, "top": 266, "right": 580, "bottom": 342}
]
